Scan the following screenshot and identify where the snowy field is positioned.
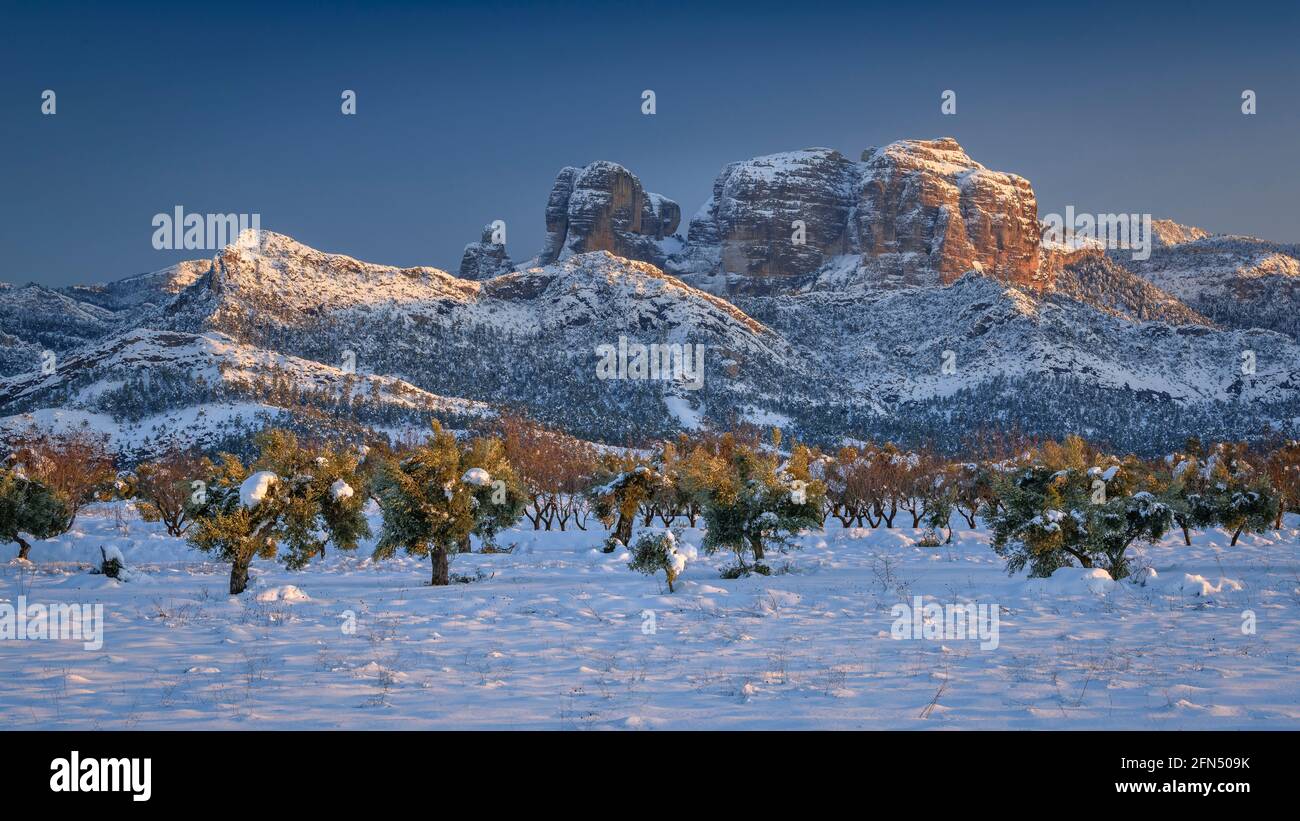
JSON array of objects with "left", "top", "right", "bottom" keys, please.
[{"left": 2, "top": 503, "right": 1297, "bottom": 730}]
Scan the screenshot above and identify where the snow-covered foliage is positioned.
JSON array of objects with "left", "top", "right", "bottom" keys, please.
[
  {"left": 239, "top": 471, "right": 278, "bottom": 508},
  {"left": 627, "top": 528, "right": 694, "bottom": 592}
]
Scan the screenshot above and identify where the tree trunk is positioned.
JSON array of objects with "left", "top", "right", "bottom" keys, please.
[
  {"left": 1230, "top": 525, "right": 1244, "bottom": 547},
  {"left": 1063, "top": 546, "right": 1093, "bottom": 568},
  {"left": 606, "top": 513, "right": 633, "bottom": 552},
  {"left": 1179, "top": 522, "right": 1192, "bottom": 546},
  {"left": 229, "top": 556, "right": 251, "bottom": 595},
  {"left": 749, "top": 535, "right": 765, "bottom": 562},
  {"left": 457, "top": 534, "right": 472, "bottom": 553},
  {"left": 15, "top": 535, "right": 31, "bottom": 561},
  {"left": 430, "top": 545, "right": 450, "bottom": 586}
]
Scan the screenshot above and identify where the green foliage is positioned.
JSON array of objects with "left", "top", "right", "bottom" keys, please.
[
  {"left": 589, "top": 461, "right": 665, "bottom": 552},
  {"left": 186, "top": 429, "right": 371, "bottom": 593},
  {"left": 627, "top": 528, "right": 687, "bottom": 592},
  {"left": 694, "top": 441, "right": 824, "bottom": 569},
  {"left": 989, "top": 447, "right": 1173, "bottom": 580},
  {"left": 0, "top": 467, "right": 71, "bottom": 558},
  {"left": 372, "top": 422, "right": 523, "bottom": 584},
  {"left": 462, "top": 435, "right": 527, "bottom": 549}
]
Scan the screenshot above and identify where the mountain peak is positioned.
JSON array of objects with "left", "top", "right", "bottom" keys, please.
[
  {"left": 1151, "top": 219, "right": 1211, "bottom": 248},
  {"left": 538, "top": 161, "right": 681, "bottom": 268},
  {"left": 864, "top": 137, "right": 987, "bottom": 176}
]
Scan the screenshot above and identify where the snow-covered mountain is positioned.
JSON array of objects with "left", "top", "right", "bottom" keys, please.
[
  {"left": 3, "top": 138, "right": 1298, "bottom": 457},
  {"left": 0, "top": 324, "right": 491, "bottom": 461},
  {"left": 0, "top": 283, "right": 119, "bottom": 376},
  {"left": 669, "top": 138, "right": 1045, "bottom": 296},
  {"left": 1117, "top": 232, "right": 1300, "bottom": 340}
]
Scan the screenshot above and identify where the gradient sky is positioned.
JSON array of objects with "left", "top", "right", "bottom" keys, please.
[{"left": 2, "top": 0, "right": 1297, "bottom": 287}]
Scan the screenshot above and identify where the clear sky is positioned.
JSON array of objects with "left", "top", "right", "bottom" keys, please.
[{"left": 2, "top": 0, "right": 1297, "bottom": 287}]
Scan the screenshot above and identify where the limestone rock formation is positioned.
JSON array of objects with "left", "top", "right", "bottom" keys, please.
[
  {"left": 538, "top": 162, "right": 680, "bottom": 267},
  {"left": 459, "top": 224, "right": 513, "bottom": 280},
  {"left": 675, "top": 138, "right": 1047, "bottom": 294}
]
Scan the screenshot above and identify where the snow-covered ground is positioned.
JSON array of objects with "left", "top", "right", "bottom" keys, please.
[{"left": 2, "top": 504, "right": 1297, "bottom": 730}]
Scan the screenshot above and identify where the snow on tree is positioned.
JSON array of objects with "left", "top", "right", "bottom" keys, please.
[
  {"left": 627, "top": 528, "right": 693, "bottom": 592},
  {"left": 372, "top": 421, "right": 523, "bottom": 585},
  {"left": 461, "top": 434, "right": 526, "bottom": 552},
  {"left": 330, "top": 478, "right": 355, "bottom": 501},
  {"left": 97, "top": 545, "right": 129, "bottom": 580},
  {"left": 589, "top": 461, "right": 665, "bottom": 554},
  {"left": 186, "top": 429, "right": 371, "bottom": 594},
  {"left": 461, "top": 467, "right": 491, "bottom": 487},
  {"left": 1199, "top": 443, "right": 1280, "bottom": 545},
  {"left": 240, "top": 471, "right": 279, "bottom": 508},
  {"left": 690, "top": 436, "right": 824, "bottom": 575},
  {"left": 989, "top": 437, "right": 1172, "bottom": 579}
]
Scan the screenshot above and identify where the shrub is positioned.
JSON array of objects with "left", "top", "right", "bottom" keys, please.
[{"left": 627, "top": 528, "right": 690, "bottom": 592}]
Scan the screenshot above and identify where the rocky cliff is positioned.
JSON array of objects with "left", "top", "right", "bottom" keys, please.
[
  {"left": 538, "top": 161, "right": 681, "bottom": 267},
  {"left": 671, "top": 137, "right": 1046, "bottom": 294}
]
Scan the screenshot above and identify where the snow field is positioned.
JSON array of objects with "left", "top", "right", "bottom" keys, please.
[{"left": 1, "top": 503, "right": 1297, "bottom": 729}]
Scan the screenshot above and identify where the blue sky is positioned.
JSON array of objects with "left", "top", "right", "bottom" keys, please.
[{"left": 2, "top": 0, "right": 1297, "bottom": 286}]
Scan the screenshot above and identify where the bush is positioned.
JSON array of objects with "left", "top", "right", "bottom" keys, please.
[
  {"left": 627, "top": 529, "right": 690, "bottom": 592},
  {"left": 0, "top": 465, "right": 70, "bottom": 560},
  {"left": 989, "top": 439, "right": 1172, "bottom": 580},
  {"left": 372, "top": 422, "right": 523, "bottom": 585},
  {"left": 694, "top": 438, "right": 824, "bottom": 572},
  {"left": 187, "top": 430, "right": 371, "bottom": 594}
]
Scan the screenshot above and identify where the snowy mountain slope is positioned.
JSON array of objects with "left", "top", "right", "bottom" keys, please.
[
  {"left": 0, "top": 326, "right": 490, "bottom": 458},
  {"left": 0, "top": 330, "right": 43, "bottom": 378},
  {"left": 4, "top": 126, "right": 1300, "bottom": 456},
  {"left": 1116, "top": 234, "right": 1300, "bottom": 339},
  {"left": 4, "top": 226, "right": 1299, "bottom": 455},
  {"left": 0, "top": 283, "right": 120, "bottom": 375},
  {"left": 749, "top": 273, "right": 1300, "bottom": 408},
  {"left": 738, "top": 272, "right": 1300, "bottom": 452},
  {"left": 1049, "top": 251, "right": 1214, "bottom": 327},
  {"left": 60, "top": 259, "right": 209, "bottom": 314},
  {"left": 141, "top": 234, "right": 813, "bottom": 442}
]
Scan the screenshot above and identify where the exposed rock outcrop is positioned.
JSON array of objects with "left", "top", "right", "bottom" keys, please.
[
  {"left": 1151, "top": 219, "right": 1210, "bottom": 248},
  {"left": 672, "top": 149, "right": 857, "bottom": 294},
  {"left": 538, "top": 162, "right": 680, "bottom": 267},
  {"left": 673, "top": 138, "right": 1047, "bottom": 294},
  {"left": 854, "top": 138, "right": 1042, "bottom": 290},
  {"left": 458, "top": 224, "right": 513, "bottom": 280}
]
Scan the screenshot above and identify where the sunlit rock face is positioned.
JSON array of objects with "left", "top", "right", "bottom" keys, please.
[
  {"left": 854, "top": 138, "right": 1043, "bottom": 290},
  {"left": 674, "top": 138, "right": 1047, "bottom": 295},
  {"left": 539, "top": 161, "right": 680, "bottom": 268}
]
